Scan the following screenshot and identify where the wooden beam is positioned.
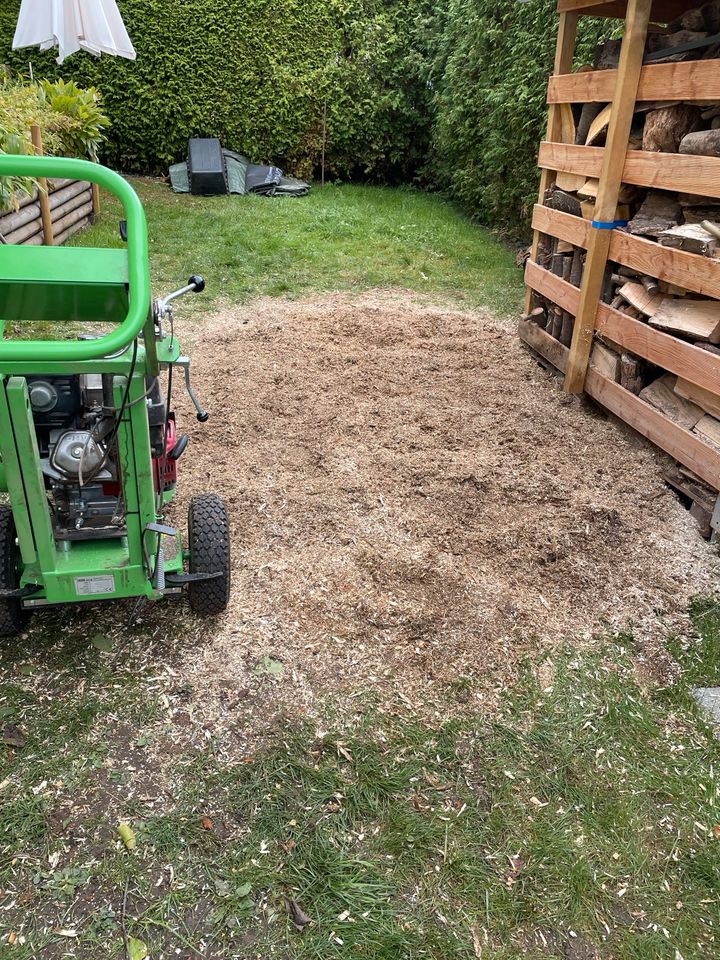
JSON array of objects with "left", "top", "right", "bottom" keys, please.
[
  {"left": 526, "top": 259, "right": 579, "bottom": 315},
  {"left": 564, "top": 0, "right": 653, "bottom": 394},
  {"left": 525, "top": 10, "right": 579, "bottom": 314},
  {"left": 525, "top": 259, "right": 720, "bottom": 397},
  {"left": 549, "top": 60, "right": 720, "bottom": 105},
  {"left": 30, "top": 125, "right": 54, "bottom": 247},
  {"left": 557, "top": 0, "right": 699, "bottom": 21},
  {"left": 519, "top": 318, "right": 720, "bottom": 488},
  {"left": 539, "top": 141, "right": 720, "bottom": 199},
  {"left": 531, "top": 204, "right": 720, "bottom": 300},
  {"left": 557, "top": 0, "right": 620, "bottom": 11},
  {"left": 532, "top": 204, "right": 590, "bottom": 247}
]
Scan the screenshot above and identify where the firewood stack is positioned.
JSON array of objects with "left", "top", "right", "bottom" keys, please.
[{"left": 522, "top": 0, "right": 720, "bottom": 538}]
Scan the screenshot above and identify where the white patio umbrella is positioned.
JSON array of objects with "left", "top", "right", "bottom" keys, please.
[{"left": 13, "top": 0, "right": 136, "bottom": 64}]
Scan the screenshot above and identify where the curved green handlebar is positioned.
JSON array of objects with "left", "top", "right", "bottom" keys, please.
[{"left": 0, "top": 154, "right": 150, "bottom": 361}]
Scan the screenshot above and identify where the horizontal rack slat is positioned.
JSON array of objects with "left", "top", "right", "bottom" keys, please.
[
  {"left": 556, "top": 0, "right": 697, "bottom": 19},
  {"left": 531, "top": 204, "right": 720, "bottom": 299},
  {"left": 518, "top": 318, "right": 720, "bottom": 487},
  {"left": 538, "top": 141, "right": 720, "bottom": 199},
  {"left": 548, "top": 60, "right": 720, "bottom": 104},
  {"left": 525, "top": 259, "right": 720, "bottom": 396}
]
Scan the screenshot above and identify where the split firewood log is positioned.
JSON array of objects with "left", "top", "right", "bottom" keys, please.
[
  {"left": 620, "top": 353, "right": 646, "bottom": 394},
  {"left": 702, "top": 0, "right": 720, "bottom": 32},
  {"left": 560, "top": 312, "right": 574, "bottom": 347},
  {"left": 642, "top": 104, "right": 700, "bottom": 152},
  {"left": 569, "top": 248, "right": 583, "bottom": 287},
  {"left": 594, "top": 39, "right": 621, "bottom": 69},
  {"left": 576, "top": 103, "right": 603, "bottom": 145},
  {"left": 626, "top": 191, "right": 682, "bottom": 237},
  {"left": 650, "top": 298, "right": 720, "bottom": 342},
  {"left": 679, "top": 128, "right": 720, "bottom": 156},
  {"left": 682, "top": 204, "right": 720, "bottom": 224},
  {"left": 657, "top": 222, "right": 718, "bottom": 256},
  {"left": 669, "top": 8, "right": 707, "bottom": 31},
  {"left": 551, "top": 253, "right": 568, "bottom": 278},
  {"left": 590, "top": 341, "right": 620, "bottom": 381},
  {"left": 639, "top": 374, "right": 705, "bottom": 429},
  {"left": 694, "top": 413, "right": 720, "bottom": 452},
  {"left": 551, "top": 307, "right": 563, "bottom": 340},
  {"left": 617, "top": 281, "right": 665, "bottom": 316},
  {"left": 646, "top": 30, "right": 709, "bottom": 64},
  {"left": 544, "top": 185, "right": 582, "bottom": 218}
]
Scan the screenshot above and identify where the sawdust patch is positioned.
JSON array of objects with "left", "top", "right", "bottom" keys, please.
[{"left": 153, "top": 288, "right": 720, "bottom": 738}]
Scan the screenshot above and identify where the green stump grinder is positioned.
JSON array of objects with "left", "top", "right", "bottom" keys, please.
[{"left": 0, "top": 155, "right": 231, "bottom": 635}]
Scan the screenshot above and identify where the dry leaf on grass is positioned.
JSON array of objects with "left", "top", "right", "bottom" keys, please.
[
  {"left": 286, "top": 898, "right": 312, "bottom": 931},
  {"left": 1, "top": 724, "right": 25, "bottom": 749}
]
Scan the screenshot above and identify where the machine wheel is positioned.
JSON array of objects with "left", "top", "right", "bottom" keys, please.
[
  {"left": 187, "top": 494, "right": 231, "bottom": 616},
  {"left": 0, "top": 506, "right": 30, "bottom": 637}
]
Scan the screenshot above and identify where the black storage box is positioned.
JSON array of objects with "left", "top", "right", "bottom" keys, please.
[{"left": 187, "top": 138, "right": 227, "bottom": 195}]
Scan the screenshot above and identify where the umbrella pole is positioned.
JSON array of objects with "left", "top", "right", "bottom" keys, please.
[{"left": 30, "top": 124, "right": 54, "bottom": 246}]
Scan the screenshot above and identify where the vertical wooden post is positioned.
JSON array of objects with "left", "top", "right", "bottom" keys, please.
[
  {"left": 91, "top": 181, "right": 101, "bottom": 217},
  {"left": 563, "top": 0, "right": 652, "bottom": 394},
  {"left": 524, "top": 10, "right": 579, "bottom": 314},
  {"left": 30, "top": 124, "right": 54, "bottom": 246}
]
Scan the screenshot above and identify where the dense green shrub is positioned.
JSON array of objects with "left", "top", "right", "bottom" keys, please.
[
  {"left": 0, "top": 0, "right": 434, "bottom": 181},
  {"left": 0, "top": 77, "right": 109, "bottom": 206},
  {"left": 39, "top": 78, "right": 110, "bottom": 162},
  {"left": 0, "top": 0, "right": 614, "bottom": 234},
  {"left": 427, "top": 0, "right": 614, "bottom": 237}
]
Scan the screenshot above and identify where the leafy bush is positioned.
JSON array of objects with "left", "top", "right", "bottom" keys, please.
[
  {"left": 39, "top": 79, "right": 110, "bottom": 162},
  {"left": 427, "top": 0, "right": 614, "bottom": 237},
  {"left": 0, "top": 0, "right": 435, "bottom": 182},
  {"left": 0, "top": 76, "right": 109, "bottom": 207}
]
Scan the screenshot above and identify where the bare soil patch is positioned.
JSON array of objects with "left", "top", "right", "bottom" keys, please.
[{"left": 159, "top": 288, "right": 719, "bottom": 736}]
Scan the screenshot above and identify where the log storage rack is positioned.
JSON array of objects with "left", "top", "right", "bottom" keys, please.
[{"left": 521, "top": 0, "right": 720, "bottom": 537}]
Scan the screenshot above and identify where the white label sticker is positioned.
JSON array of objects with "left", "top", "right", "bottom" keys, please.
[{"left": 74, "top": 575, "right": 116, "bottom": 596}]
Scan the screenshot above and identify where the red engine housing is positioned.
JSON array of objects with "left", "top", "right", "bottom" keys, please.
[{"left": 153, "top": 415, "right": 178, "bottom": 491}]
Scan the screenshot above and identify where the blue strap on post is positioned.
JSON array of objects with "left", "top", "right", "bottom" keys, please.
[{"left": 591, "top": 219, "right": 629, "bottom": 229}]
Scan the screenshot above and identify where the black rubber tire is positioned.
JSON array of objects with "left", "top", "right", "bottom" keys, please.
[
  {"left": 187, "top": 493, "right": 231, "bottom": 616},
  {"left": 0, "top": 505, "right": 30, "bottom": 637}
]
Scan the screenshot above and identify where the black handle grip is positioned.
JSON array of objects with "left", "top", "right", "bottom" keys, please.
[{"left": 188, "top": 274, "right": 205, "bottom": 293}]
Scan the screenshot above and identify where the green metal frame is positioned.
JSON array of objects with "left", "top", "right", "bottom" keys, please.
[{"left": 0, "top": 155, "right": 183, "bottom": 607}]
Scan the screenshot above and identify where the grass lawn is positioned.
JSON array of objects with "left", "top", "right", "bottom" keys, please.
[
  {"left": 1, "top": 621, "right": 719, "bottom": 959},
  {"left": 72, "top": 180, "right": 524, "bottom": 318},
  {"left": 1, "top": 183, "right": 719, "bottom": 959}
]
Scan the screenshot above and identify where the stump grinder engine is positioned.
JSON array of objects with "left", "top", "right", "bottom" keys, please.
[{"left": 0, "top": 156, "right": 231, "bottom": 636}]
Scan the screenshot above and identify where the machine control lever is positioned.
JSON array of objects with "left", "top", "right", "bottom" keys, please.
[
  {"left": 155, "top": 275, "right": 206, "bottom": 322},
  {"left": 175, "top": 357, "right": 209, "bottom": 422}
]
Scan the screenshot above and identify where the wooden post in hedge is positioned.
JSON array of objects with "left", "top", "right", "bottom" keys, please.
[{"left": 30, "top": 124, "right": 54, "bottom": 246}]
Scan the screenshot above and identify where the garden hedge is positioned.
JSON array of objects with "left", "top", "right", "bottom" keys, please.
[
  {"left": 427, "top": 0, "right": 615, "bottom": 237},
  {"left": 0, "top": 0, "right": 614, "bottom": 235},
  {"left": 0, "top": 0, "right": 435, "bottom": 182}
]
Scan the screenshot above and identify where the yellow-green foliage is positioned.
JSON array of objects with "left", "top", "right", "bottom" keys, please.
[
  {"left": 39, "top": 79, "right": 110, "bottom": 162},
  {"left": 0, "top": 78, "right": 68, "bottom": 153},
  {"left": 0, "top": 76, "right": 109, "bottom": 207}
]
